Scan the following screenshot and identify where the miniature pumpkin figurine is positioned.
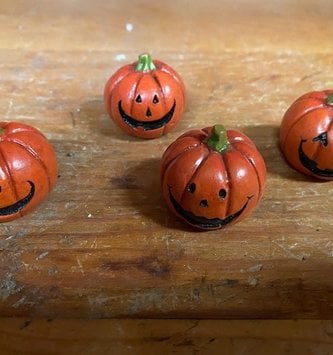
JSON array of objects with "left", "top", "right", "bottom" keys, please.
[
  {"left": 280, "top": 90, "right": 333, "bottom": 180},
  {"left": 0, "top": 121, "right": 58, "bottom": 222},
  {"left": 104, "top": 53, "right": 186, "bottom": 139},
  {"left": 161, "top": 125, "right": 266, "bottom": 230}
]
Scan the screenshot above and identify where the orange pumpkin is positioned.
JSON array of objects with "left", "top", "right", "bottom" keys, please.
[
  {"left": 104, "top": 53, "right": 186, "bottom": 139},
  {"left": 160, "top": 125, "right": 266, "bottom": 230},
  {"left": 280, "top": 90, "right": 333, "bottom": 180},
  {"left": 0, "top": 122, "right": 58, "bottom": 222}
]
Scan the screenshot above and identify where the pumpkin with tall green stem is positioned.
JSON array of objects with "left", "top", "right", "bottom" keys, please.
[
  {"left": 104, "top": 53, "right": 186, "bottom": 139},
  {"left": 161, "top": 125, "right": 266, "bottom": 230},
  {"left": 280, "top": 90, "right": 333, "bottom": 180}
]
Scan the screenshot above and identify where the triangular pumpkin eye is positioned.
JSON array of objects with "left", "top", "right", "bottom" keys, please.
[
  {"left": 135, "top": 95, "right": 142, "bottom": 103},
  {"left": 313, "top": 132, "right": 328, "bottom": 147},
  {"left": 153, "top": 95, "right": 159, "bottom": 104}
]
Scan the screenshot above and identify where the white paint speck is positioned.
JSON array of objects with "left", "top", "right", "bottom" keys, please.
[
  {"left": 12, "top": 296, "right": 27, "bottom": 308},
  {"left": 35, "top": 96, "right": 50, "bottom": 102},
  {"left": 126, "top": 23, "right": 134, "bottom": 32},
  {"left": 76, "top": 257, "right": 85, "bottom": 275},
  {"left": 36, "top": 251, "right": 49, "bottom": 260},
  {"left": 248, "top": 264, "right": 263, "bottom": 273},
  {"left": 248, "top": 276, "right": 258, "bottom": 287},
  {"left": 114, "top": 53, "right": 126, "bottom": 62},
  {"left": 87, "top": 213, "right": 92, "bottom": 218}
]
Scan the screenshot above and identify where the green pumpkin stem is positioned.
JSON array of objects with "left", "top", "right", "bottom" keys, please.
[
  {"left": 205, "top": 125, "right": 230, "bottom": 153},
  {"left": 327, "top": 93, "right": 333, "bottom": 106},
  {"left": 136, "top": 53, "right": 156, "bottom": 72}
]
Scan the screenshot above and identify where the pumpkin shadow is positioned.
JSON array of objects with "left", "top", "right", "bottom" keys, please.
[
  {"left": 74, "top": 98, "right": 142, "bottom": 142},
  {"left": 124, "top": 157, "right": 192, "bottom": 231},
  {"left": 241, "top": 124, "right": 323, "bottom": 182}
]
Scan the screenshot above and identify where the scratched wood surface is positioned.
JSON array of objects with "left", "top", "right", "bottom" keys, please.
[
  {"left": 0, "top": 0, "right": 333, "bottom": 318},
  {"left": 1, "top": 318, "right": 333, "bottom": 355}
]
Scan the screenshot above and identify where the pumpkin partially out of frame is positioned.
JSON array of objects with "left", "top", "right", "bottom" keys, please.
[
  {"left": 160, "top": 125, "right": 267, "bottom": 230},
  {"left": 0, "top": 121, "right": 58, "bottom": 222},
  {"left": 104, "top": 53, "right": 186, "bottom": 139},
  {"left": 280, "top": 90, "right": 333, "bottom": 180}
]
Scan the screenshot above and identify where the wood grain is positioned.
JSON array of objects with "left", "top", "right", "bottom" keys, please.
[
  {"left": 1, "top": 319, "right": 333, "bottom": 355},
  {"left": 0, "top": 0, "right": 333, "bottom": 318}
]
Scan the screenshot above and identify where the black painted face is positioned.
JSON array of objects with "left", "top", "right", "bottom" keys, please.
[
  {"left": 298, "top": 132, "right": 333, "bottom": 177},
  {"left": 168, "top": 186, "right": 252, "bottom": 229},
  {"left": 0, "top": 180, "right": 35, "bottom": 216},
  {"left": 118, "top": 100, "right": 176, "bottom": 131}
]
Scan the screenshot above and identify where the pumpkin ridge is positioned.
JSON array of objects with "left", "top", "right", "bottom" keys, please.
[
  {"left": 105, "top": 65, "right": 133, "bottom": 113},
  {"left": 3, "top": 125, "right": 45, "bottom": 138},
  {"left": 9, "top": 137, "right": 52, "bottom": 192},
  {"left": 152, "top": 72, "right": 167, "bottom": 107},
  {"left": 227, "top": 133, "right": 256, "bottom": 149},
  {"left": 161, "top": 142, "right": 203, "bottom": 180},
  {"left": 294, "top": 95, "right": 324, "bottom": 105},
  {"left": 176, "top": 129, "right": 208, "bottom": 142},
  {"left": 238, "top": 145, "right": 263, "bottom": 201},
  {"left": 0, "top": 143, "right": 21, "bottom": 215},
  {"left": 129, "top": 72, "right": 145, "bottom": 117},
  {"left": 326, "top": 113, "right": 333, "bottom": 132},
  {"left": 151, "top": 72, "right": 169, "bottom": 136},
  {"left": 282, "top": 103, "right": 324, "bottom": 151},
  {"left": 218, "top": 151, "right": 232, "bottom": 219},
  {"left": 179, "top": 150, "right": 210, "bottom": 206},
  {"left": 160, "top": 65, "right": 186, "bottom": 102}
]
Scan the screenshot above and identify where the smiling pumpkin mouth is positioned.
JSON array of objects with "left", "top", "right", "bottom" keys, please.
[
  {"left": 118, "top": 100, "right": 176, "bottom": 131},
  {"left": 168, "top": 186, "right": 252, "bottom": 229},
  {"left": 0, "top": 180, "right": 35, "bottom": 216},
  {"left": 298, "top": 139, "right": 333, "bottom": 177}
]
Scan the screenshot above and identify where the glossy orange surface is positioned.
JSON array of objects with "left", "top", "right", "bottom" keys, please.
[
  {"left": 0, "top": 122, "right": 58, "bottom": 222},
  {"left": 104, "top": 54, "right": 186, "bottom": 139},
  {"left": 160, "top": 125, "right": 266, "bottom": 230},
  {"left": 280, "top": 90, "right": 333, "bottom": 180}
]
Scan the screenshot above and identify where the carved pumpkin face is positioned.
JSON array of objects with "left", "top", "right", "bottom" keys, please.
[
  {"left": 104, "top": 53, "right": 186, "bottom": 139},
  {"left": 0, "top": 122, "right": 58, "bottom": 222},
  {"left": 160, "top": 125, "right": 267, "bottom": 230},
  {"left": 280, "top": 90, "right": 333, "bottom": 180}
]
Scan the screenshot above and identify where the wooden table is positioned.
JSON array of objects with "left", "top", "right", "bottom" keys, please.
[{"left": 0, "top": 0, "right": 333, "bottom": 320}]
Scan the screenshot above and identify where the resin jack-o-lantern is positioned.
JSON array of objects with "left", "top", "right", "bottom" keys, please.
[
  {"left": 280, "top": 90, "right": 333, "bottom": 180},
  {"left": 0, "top": 121, "right": 58, "bottom": 222},
  {"left": 161, "top": 125, "right": 266, "bottom": 230},
  {"left": 104, "top": 53, "right": 186, "bottom": 139}
]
